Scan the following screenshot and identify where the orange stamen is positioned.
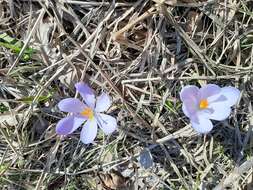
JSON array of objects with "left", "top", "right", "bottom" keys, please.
[
  {"left": 199, "top": 99, "right": 208, "bottom": 109},
  {"left": 81, "top": 107, "right": 94, "bottom": 119}
]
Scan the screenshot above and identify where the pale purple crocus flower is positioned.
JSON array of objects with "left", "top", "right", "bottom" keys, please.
[
  {"left": 56, "top": 82, "right": 117, "bottom": 144},
  {"left": 180, "top": 84, "right": 240, "bottom": 134}
]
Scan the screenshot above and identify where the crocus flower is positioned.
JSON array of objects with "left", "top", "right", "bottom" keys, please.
[
  {"left": 56, "top": 82, "right": 117, "bottom": 144},
  {"left": 180, "top": 84, "right": 240, "bottom": 133}
]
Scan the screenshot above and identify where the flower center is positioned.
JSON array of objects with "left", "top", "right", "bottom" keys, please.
[
  {"left": 199, "top": 99, "right": 208, "bottom": 109},
  {"left": 81, "top": 107, "right": 94, "bottom": 119}
]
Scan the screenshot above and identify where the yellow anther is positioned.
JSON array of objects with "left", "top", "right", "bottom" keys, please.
[
  {"left": 81, "top": 107, "right": 94, "bottom": 119},
  {"left": 199, "top": 99, "right": 208, "bottom": 109}
]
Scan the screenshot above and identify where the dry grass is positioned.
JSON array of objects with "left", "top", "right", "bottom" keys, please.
[{"left": 0, "top": 0, "right": 253, "bottom": 189}]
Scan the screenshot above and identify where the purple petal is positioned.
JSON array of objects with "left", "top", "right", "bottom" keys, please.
[
  {"left": 220, "top": 87, "right": 240, "bottom": 107},
  {"left": 208, "top": 102, "right": 231, "bottom": 121},
  {"left": 190, "top": 114, "right": 213, "bottom": 134},
  {"left": 95, "top": 93, "right": 111, "bottom": 112},
  {"left": 58, "top": 98, "right": 85, "bottom": 113},
  {"left": 56, "top": 116, "right": 86, "bottom": 135},
  {"left": 96, "top": 113, "right": 117, "bottom": 135},
  {"left": 182, "top": 100, "right": 198, "bottom": 117},
  {"left": 180, "top": 86, "right": 201, "bottom": 117},
  {"left": 75, "top": 82, "right": 96, "bottom": 108},
  {"left": 80, "top": 119, "right": 98, "bottom": 144},
  {"left": 199, "top": 84, "right": 221, "bottom": 101},
  {"left": 182, "top": 103, "right": 190, "bottom": 117},
  {"left": 180, "top": 85, "right": 199, "bottom": 103}
]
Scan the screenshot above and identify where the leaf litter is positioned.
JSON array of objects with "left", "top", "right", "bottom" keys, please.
[{"left": 0, "top": 0, "right": 253, "bottom": 189}]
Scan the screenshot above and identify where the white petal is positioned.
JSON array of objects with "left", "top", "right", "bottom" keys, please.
[
  {"left": 96, "top": 113, "right": 117, "bottom": 135},
  {"left": 208, "top": 102, "right": 231, "bottom": 121},
  {"left": 95, "top": 93, "right": 111, "bottom": 112},
  {"left": 190, "top": 116, "right": 213, "bottom": 134},
  {"left": 220, "top": 87, "right": 240, "bottom": 107},
  {"left": 80, "top": 119, "right": 98, "bottom": 144}
]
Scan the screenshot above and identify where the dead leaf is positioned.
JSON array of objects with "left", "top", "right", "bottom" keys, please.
[
  {"left": 179, "top": 0, "right": 207, "bottom": 2},
  {"left": 0, "top": 1, "right": 4, "bottom": 19},
  {"left": 37, "top": 14, "right": 54, "bottom": 53},
  {"left": 58, "top": 68, "right": 77, "bottom": 87},
  {"left": 185, "top": 11, "right": 202, "bottom": 33},
  {"left": 36, "top": 14, "right": 60, "bottom": 63},
  {"left": 139, "top": 148, "right": 154, "bottom": 169},
  {"left": 162, "top": 0, "right": 178, "bottom": 6},
  {"left": 47, "top": 176, "right": 65, "bottom": 190},
  {"left": 0, "top": 112, "right": 22, "bottom": 126},
  {"left": 101, "top": 149, "right": 113, "bottom": 164},
  {"left": 33, "top": 117, "right": 49, "bottom": 135},
  {"left": 98, "top": 169, "right": 134, "bottom": 190}
]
